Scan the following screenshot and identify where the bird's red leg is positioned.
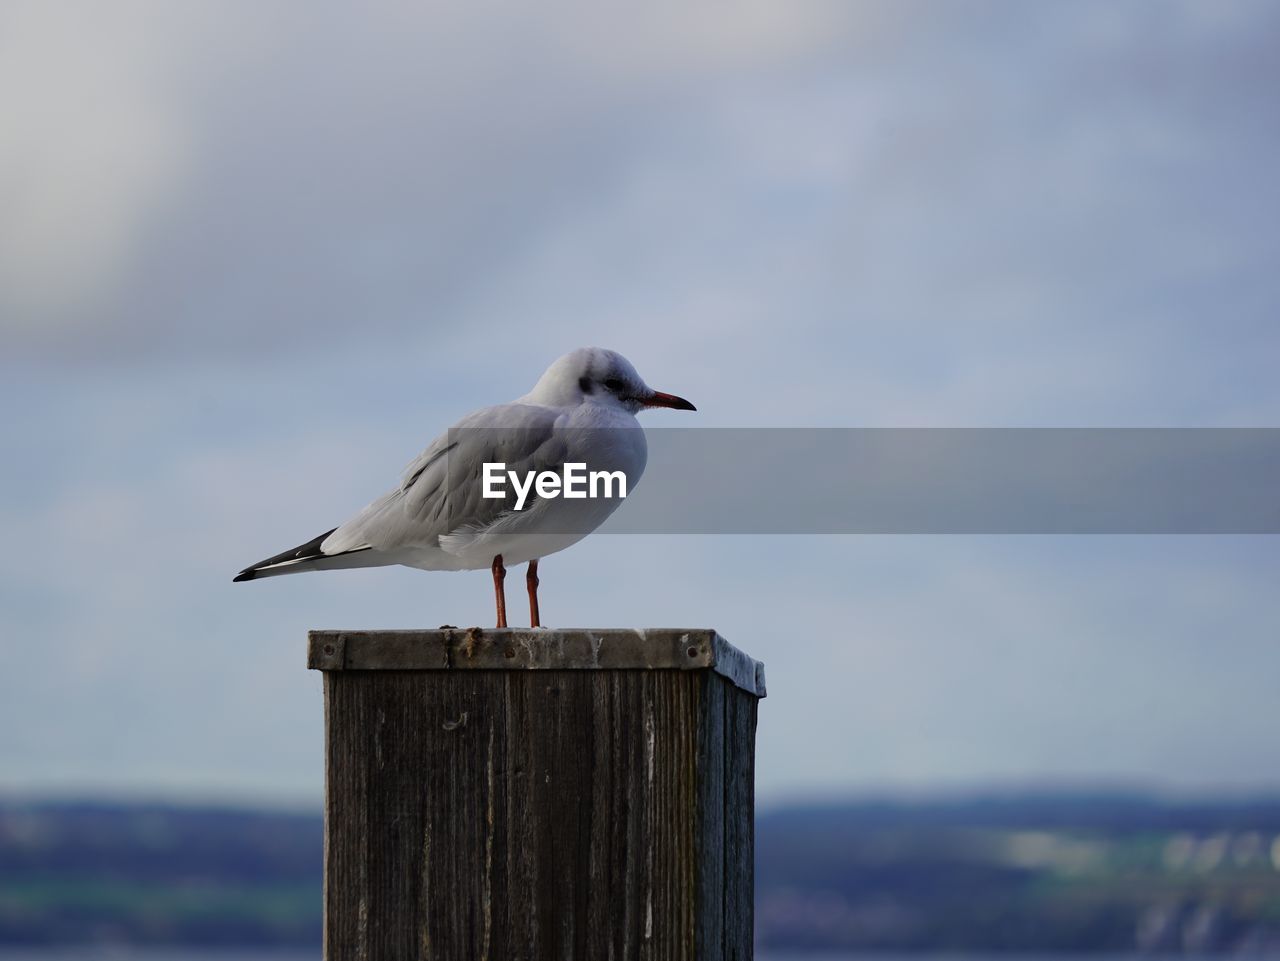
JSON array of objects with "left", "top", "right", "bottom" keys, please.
[
  {"left": 491, "top": 554, "right": 507, "bottom": 629},
  {"left": 527, "top": 559, "right": 541, "bottom": 628}
]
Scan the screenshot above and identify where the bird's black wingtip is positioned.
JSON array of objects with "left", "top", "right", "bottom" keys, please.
[{"left": 232, "top": 569, "right": 256, "bottom": 583}]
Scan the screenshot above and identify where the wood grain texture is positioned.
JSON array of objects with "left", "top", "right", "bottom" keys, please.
[{"left": 319, "top": 636, "right": 761, "bottom": 961}]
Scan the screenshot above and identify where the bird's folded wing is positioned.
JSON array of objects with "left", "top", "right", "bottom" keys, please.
[{"left": 320, "top": 404, "right": 569, "bottom": 555}]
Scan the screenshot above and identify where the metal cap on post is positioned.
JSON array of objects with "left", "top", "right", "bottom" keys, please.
[{"left": 310, "top": 627, "right": 765, "bottom": 961}]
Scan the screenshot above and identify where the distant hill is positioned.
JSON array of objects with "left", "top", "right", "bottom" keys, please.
[
  {"left": 756, "top": 793, "right": 1280, "bottom": 954},
  {"left": 3, "top": 794, "right": 1280, "bottom": 951},
  {"left": 0, "top": 801, "right": 322, "bottom": 947}
]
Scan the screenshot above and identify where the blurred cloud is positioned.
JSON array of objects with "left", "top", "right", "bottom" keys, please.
[
  {"left": 6, "top": 0, "right": 1275, "bottom": 385},
  {"left": 0, "top": 0, "right": 887, "bottom": 358},
  {"left": 1, "top": 0, "right": 1279, "bottom": 800},
  {"left": 0, "top": 1, "right": 207, "bottom": 326}
]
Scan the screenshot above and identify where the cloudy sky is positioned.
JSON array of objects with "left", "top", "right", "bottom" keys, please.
[{"left": 2, "top": 0, "right": 1278, "bottom": 806}]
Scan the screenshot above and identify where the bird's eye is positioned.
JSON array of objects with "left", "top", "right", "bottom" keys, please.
[{"left": 603, "top": 377, "right": 624, "bottom": 392}]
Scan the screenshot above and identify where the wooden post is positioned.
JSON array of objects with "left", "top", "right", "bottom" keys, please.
[{"left": 309, "top": 628, "right": 766, "bottom": 961}]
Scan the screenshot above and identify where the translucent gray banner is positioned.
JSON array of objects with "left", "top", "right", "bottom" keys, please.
[{"left": 438, "top": 428, "right": 1280, "bottom": 534}]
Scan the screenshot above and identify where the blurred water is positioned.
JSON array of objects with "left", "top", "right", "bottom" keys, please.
[
  {"left": 0, "top": 954, "right": 1170, "bottom": 961},
  {"left": 0, "top": 953, "right": 316, "bottom": 961}
]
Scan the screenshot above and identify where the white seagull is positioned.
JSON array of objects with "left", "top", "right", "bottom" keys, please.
[{"left": 233, "top": 347, "right": 695, "bottom": 627}]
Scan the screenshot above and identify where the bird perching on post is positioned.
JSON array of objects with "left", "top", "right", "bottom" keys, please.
[{"left": 232, "top": 348, "right": 696, "bottom": 627}]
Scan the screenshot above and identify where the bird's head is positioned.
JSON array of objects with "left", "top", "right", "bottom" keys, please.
[{"left": 529, "top": 347, "right": 696, "bottom": 415}]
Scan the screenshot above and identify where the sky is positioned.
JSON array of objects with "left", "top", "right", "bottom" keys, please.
[{"left": 1, "top": 0, "right": 1278, "bottom": 807}]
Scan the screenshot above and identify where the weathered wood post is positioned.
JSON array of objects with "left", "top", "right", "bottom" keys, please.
[{"left": 309, "top": 627, "right": 765, "bottom": 960}]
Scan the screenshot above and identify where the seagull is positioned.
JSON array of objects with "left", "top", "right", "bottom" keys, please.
[{"left": 233, "top": 347, "right": 695, "bottom": 627}]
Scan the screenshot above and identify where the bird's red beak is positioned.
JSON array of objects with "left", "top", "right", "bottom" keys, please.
[{"left": 643, "top": 390, "right": 697, "bottom": 411}]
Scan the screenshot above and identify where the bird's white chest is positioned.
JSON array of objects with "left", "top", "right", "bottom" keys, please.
[{"left": 560, "top": 403, "right": 649, "bottom": 483}]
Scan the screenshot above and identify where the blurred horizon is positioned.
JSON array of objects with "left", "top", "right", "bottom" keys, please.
[
  {"left": 9, "top": 778, "right": 1280, "bottom": 817},
  {"left": 6, "top": 791, "right": 1280, "bottom": 952}
]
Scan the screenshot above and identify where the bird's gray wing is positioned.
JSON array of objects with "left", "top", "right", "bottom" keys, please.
[{"left": 320, "top": 403, "right": 570, "bottom": 555}]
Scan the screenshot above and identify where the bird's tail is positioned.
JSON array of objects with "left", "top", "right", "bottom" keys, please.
[{"left": 233, "top": 528, "right": 373, "bottom": 582}]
